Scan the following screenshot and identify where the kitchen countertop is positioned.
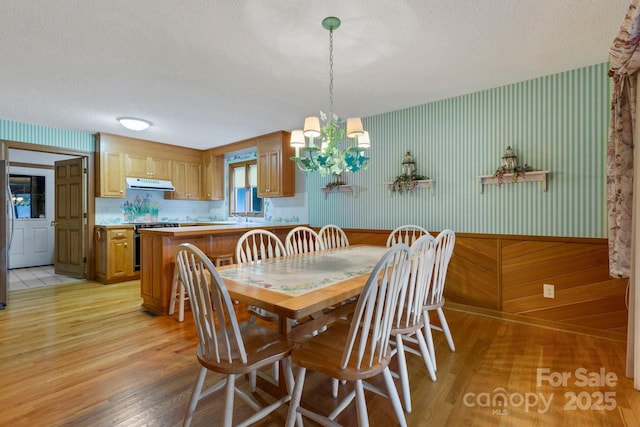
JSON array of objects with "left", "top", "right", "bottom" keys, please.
[{"left": 135, "top": 222, "right": 307, "bottom": 236}]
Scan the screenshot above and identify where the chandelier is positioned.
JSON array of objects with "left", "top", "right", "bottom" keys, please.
[{"left": 290, "top": 16, "right": 370, "bottom": 177}]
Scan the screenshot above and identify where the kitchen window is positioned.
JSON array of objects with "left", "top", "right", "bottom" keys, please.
[{"left": 229, "top": 161, "right": 263, "bottom": 218}]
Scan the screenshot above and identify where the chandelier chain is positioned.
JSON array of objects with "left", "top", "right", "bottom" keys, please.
[{"left": 329, "top": 27, "right": 334, "bottom": 122}]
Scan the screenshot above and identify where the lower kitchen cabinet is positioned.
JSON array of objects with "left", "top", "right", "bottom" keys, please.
[{"left": 95, "top": 226, "right": 139, "bottom": 284}]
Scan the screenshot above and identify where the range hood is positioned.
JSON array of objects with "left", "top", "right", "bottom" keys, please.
[{"left": 126, "top": 177, "right": 175, "bottom": 191}]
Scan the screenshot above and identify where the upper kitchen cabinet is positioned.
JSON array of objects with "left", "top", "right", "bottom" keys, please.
[
  {"left": 169, "top": 160, "right": 202, "bottom": 200},
  {"left": 95, "top": 133, "right": 188, "bottom": 198},
  {"left": 202, "top": 150, "right": 224, "bottom": 200},
  {"left": 256, "top": 131, "right": 294, "bottom": 198},
  {"left": 95, "top": 133, "right": 126, "bottom": 197},
  {"left": 164, "top": 146, "right": 204, "bottom": 200},
  {"left": 125, "top": 153, "right": 172, "bottom": 180}
]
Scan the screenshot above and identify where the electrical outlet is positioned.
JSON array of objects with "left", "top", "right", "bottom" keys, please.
[{"left": 543, "top": 284, "right": 555, "bottom": 298}]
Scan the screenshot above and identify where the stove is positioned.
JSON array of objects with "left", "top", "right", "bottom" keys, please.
[{"left": 132, "top": 223, "right": 180, "bottom": 271}]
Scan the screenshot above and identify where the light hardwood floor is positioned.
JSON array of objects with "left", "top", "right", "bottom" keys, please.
[{"left": 0, "top": 280, "right": 638, "bottom": 426}]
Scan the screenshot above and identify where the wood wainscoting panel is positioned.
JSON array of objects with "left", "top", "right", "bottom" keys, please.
[
  {"left": 445, "top": 235, "right": 501, "bottom": 310},
  {"left": 501, "top": 238, "right": 628, "bottom": 336},
  {"left": 341, "top": 228, "right": 627, "bottom": 337}
]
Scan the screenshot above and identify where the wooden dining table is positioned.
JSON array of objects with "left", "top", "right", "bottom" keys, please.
[{"left": 218, "top": 245, "right": 388, "bottom": 339}]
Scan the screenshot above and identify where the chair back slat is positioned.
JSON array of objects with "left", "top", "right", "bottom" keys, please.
[
  {"left": 319, "top": 224, "right": 349, "bottom": 249},
  {"left": 395, "top": 234, "right": 437, "bottom": 329},
  {"left": 341, "top": 244, "right": 411, "bottom": 370},
  {"left": 176, "top": 243, "right": 247, "bottom": 364},
  {"left": 386, "top": 225, "right": 428, "bottom": 247},
  {"left": 236, "top": 229, "right": 286, "bottom": 265},
  {"left": 285, "top": 226, "right": 325, "bottom": 255},
  {"left": 426, "top": 229, "right": 456, "bottom": 305}
]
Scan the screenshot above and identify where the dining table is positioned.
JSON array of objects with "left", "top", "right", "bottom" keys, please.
[{"left": 218, "top": 244, "right": 388, "bottom": 339}]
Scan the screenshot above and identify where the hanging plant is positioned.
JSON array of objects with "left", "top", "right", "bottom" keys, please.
[
  {"left": 493, "top": 164, "right": 533, "bottom": 186},
  {"left": 391, "top": 172, "right": 429, "bottom": 193}
]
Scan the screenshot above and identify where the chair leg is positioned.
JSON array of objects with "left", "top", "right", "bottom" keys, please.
[
  {"left": 423, "top": 310, "right": 437, "bottom": 370},
  {"left": 354, "top": 379, "right": 369, "bottom": 427},
  {"left": 286, "top": 367, "right": 307, "bottom": 427},
  {"left": 249, "top": 371, "right": 257, "bottom": 393},
  {"left": 415, "top": 328, "right": 437, "bottom": 381},
  {"left": 437, "top": 307, "right": 456, "bottom": 352},
  {"left": 183, "top": 366, "right": 207, "bottom": 427},
  {"left": 178, "top": 282, "right": 186, "bottom": 323},
  {"left": 382, "top": 367, "right": 408, "bottom": 427},
  {"left": 331, "top": 377, "right": 339, "bottom": 398},
  {"left": 169, "top": 266, "right": 179, "bottom": 315},
  {"left": 224, "top": 374, "right": 236, "bottom": 427},
  {"left": 281, "top": 357, "right": 303, "bottom": 427},
  {"left": 395, "top": 334, "right": 412, "bottom": 413}
]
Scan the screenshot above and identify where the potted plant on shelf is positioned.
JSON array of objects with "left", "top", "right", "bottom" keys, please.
[
  {"left": 492, "top": 146, "right": 534, "bottom": 186},
  {"left": 325, "top": 173, "right": 346, "bottom": 191},
  {"left": 390, "top": 151, "right": 429, "bottom": 194}
]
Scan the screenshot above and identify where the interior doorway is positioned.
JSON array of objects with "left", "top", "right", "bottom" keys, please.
[{"left": 5, "top": 146, "right": 91, "bottom": 286}]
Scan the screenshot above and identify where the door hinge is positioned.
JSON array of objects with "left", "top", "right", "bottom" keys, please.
[
  {"left": 83, "top": 212, "right": 87, "bottom": 219},
  {"left": 84, "top": 167, "right": 87, "bottom": 174},
  {"left": 83, "top": 257, "right": 87, "bottom": 263}
]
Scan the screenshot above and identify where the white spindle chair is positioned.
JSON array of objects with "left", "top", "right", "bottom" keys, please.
[
  {"left": 422, "top": 229, "right": 456, "bottom": 370},
  {"left": 285, "top": 226, "right": 325, "bottom": 255},
  {"left": 318, "top": 224, "right": 349, "bottom": 249},
  {"left": 235, "top": 229, "right": 287, "bottom": 390},
  {"left": 386, "top": 224, "right": 428, "bottom": 247},
  {"left": 390, "top": 234, "right": 438, "bottom": 413},
  {"left": 175, "top": 243, "right": 296, "bottom": 427},
  {"left": 285, "top": 244, "right": 411, "bottom": 427}
]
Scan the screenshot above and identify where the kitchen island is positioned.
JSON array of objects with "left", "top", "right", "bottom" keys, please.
[{"left": 137, "top": 223, "right": 304, "bottom": 315}]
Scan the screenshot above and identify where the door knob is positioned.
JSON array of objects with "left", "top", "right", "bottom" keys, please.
[{"left": 50, "top": 221, "right": 57, "bottom": 226}]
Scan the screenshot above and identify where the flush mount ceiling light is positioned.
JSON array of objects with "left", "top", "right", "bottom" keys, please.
[
  {"left": 117, "top": 117, "right": 152, "bottom": 131},
  {"left": 290, "top": 16, "right": 370, "bottom": 177}
]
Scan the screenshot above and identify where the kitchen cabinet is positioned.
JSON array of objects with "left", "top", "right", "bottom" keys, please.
[
  {"left": 168, "top": 160, "right": 202, "bottom": 200},
  {"left": 257, "top": 131, "right": 294, "bottom": 198},
  {"left": 95, "top": 226, "right": 138, "bottom": 284},
  {"left": 96, "top": 150, "right": 126, "bottom": 197},
  {"left": 202, "top": 151, "right": 224, "bottom": 200},
  {"left": 126, "top": 154, "right": 172, "bottom": 180}
]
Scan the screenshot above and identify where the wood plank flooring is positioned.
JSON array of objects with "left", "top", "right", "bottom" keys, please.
[{"left": 0, "top": 280, "right": 638, "bottom": 426}]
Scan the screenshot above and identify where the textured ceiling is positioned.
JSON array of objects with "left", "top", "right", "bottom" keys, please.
[{"left": 0, "top": 0, "right": 629, "bottom": 149}]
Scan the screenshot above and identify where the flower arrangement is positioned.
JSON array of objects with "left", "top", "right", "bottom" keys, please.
[{"left": 391, "top": 172, "right": 429, "bottom": 193}]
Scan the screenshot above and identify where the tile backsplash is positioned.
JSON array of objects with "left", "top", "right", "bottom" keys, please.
[{"left": 95, "top": 190, "right": 308, "bottom": 225}]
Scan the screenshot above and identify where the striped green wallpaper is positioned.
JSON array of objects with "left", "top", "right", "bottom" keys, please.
[
  {"left": 0, "top": 118, "right": 93, "bottom": 151},
  {"left": 306, "top": 63, "right": 610, "bottom": 238}
]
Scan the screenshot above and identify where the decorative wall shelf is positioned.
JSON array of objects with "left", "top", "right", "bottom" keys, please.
[
  {"left": 478, "top": 171, "right": 549, "bottom": 194},
  {"left": 384, "top": 179, "right": 434, "bottom": 195},
  {"left": 321, "top": 185, "right": 353, "bottom": 199}
]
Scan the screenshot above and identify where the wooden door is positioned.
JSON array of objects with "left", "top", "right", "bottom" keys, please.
[{"left": 54, "top": 158, "right": 85, "bottom": 278}]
